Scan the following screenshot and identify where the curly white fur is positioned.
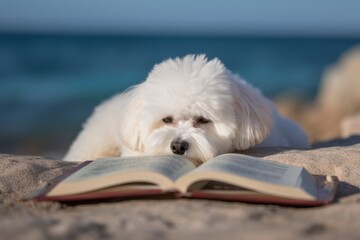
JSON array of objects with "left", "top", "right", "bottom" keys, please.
[{"left": 64, "top": 55, "right": 309, "bottom": 163}]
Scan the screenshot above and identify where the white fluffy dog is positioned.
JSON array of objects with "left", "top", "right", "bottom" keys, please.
[{"left": 64, "top": 55, "right": 308, "bottom": 164}]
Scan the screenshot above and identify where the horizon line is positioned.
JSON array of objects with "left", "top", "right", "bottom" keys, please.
[{"left": 1, "top": 30, "right": 360, "bottom": 39}]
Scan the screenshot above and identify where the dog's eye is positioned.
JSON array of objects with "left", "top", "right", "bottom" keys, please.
[
  {"left": 196, "top": 116, "right": 210, "bottom": 124},
  {"left": 162, "top": 116, "right": 173, "bottom": 124}
]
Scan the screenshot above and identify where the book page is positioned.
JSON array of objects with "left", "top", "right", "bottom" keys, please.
[
  {"left": 174, "top": 153, "right": 318, "bottom": 200},
  {"left": 63, "top": 155, "right": 196, "bottom": 183},
  {"left": 193, "top": 154, "right": 306, "bottom": 187}
]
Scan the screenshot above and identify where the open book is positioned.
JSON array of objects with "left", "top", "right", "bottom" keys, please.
[{"left": 32, "top": 154, "right": 338, "bottom": 206}]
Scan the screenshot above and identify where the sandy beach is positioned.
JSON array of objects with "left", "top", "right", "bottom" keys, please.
[{"left": 1, "top": 138, "right": 360, "bottom": 239}]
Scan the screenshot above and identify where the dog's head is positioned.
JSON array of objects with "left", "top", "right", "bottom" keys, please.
[{"left": 118, "top": 55, "right": 272, "bottom": 164}]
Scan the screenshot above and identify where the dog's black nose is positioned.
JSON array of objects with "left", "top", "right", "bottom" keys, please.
[{"left": 170, "top": 140, "right": 189, "bottom": 155}]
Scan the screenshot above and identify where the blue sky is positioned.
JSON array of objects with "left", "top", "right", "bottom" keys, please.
[{"left": 1, "top": 0, "right": 360, "bottom": 36}]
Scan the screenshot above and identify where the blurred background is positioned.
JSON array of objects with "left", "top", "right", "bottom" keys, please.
[{"left": 1, "top": 0, "right": 360, "bottom": 159}]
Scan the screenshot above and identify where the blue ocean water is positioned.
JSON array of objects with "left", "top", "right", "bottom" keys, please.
[{"left": 0, "top": 34, "right": 359, "bottom": 156}]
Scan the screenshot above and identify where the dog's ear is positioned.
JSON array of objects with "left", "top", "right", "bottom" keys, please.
[
  {"left": 117, "top": 85, "right": 144, "bottom": 152},
  {"left": 231, "top": 77, "right": 273, "bottom": 150}
]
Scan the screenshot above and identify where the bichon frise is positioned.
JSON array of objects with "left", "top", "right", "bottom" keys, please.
[{"left": 64, "top": 55, "right": 308, "bottom": 164}]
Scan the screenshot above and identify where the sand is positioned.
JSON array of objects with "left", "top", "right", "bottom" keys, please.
[
  {"left": 275, "top": 45, "right": 360, "bottom": 143},
  {"left": 1, "top": 137, "right": 360, "bottom": 239}
]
